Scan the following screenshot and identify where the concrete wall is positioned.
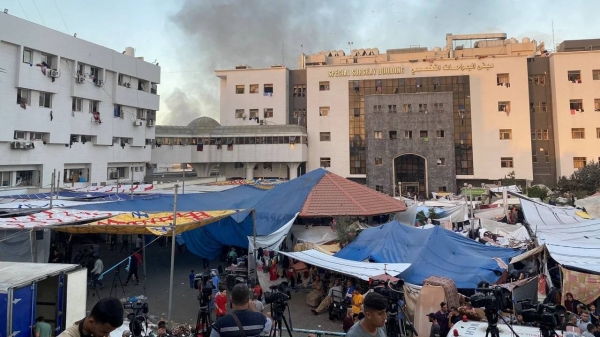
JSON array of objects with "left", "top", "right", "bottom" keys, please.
[
  {"left": 549, "top": 51, "right": 600, "bottom": 178},
  {"left": 0, "top": 15, "right": 159, "bottom": 188},
  {"left": 365, "top": 93, "right": 456, "bottom": 196},
  {"left": 217, "top": 68, "right": 289, "bottom": 126}
]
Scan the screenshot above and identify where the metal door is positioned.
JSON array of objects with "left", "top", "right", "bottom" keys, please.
[
  {"left": 0, "top": 293, "right": 8, "bottom": 337},
  {"left": 10, "top": 285, "right": 35, "bottom": 337},
  {"left": 55, "top": 274, "right": 65, "bottom": 335}
]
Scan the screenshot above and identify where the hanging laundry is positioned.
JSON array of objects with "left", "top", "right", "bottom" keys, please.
[
  {"left": 570, "top": 109, "right": 576, "bottom": 115},
  {"left": 36, "top": 63, "right": 47, "bottom": 76},
  {"left": 50, "top": 110, "right": 53, "bottom": 121},
  {"left": 19, "top": 98, "right": 27, "bottom": 110},
  {"left": 92, "top": 111, "right": 102, "bottom": 124}
]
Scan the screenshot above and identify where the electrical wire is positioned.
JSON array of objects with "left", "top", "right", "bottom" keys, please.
[
  {"left": 17, "top": 0, "right": 29, "bottom": 20},
  {"left": 31, "top": 0, "right": 46, "bottom": 26},
  {"left": 52, "top": 0, "right": 70, "bottom": 34}
]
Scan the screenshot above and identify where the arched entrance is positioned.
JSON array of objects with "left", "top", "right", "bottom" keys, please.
[{"left": 394, "top": 154, "right": 427, "bottom": 198}]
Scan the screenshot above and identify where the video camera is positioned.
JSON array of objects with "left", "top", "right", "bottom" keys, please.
[
  {"left": 469, "top": 286, "right": 512, "bottom": 313},
  {"left": 125, "top": 301, "right": 149, "bottom": 337},
  {"left": 517, "top": 301, "right": 566, "bottom": 328},
  {"left": 264, "top": 283, "right": 291, "bottom": 318}
]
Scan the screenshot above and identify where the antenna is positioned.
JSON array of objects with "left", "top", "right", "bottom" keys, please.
[{"left": 552, "top": 20, "right": 555, "bottom": 51}]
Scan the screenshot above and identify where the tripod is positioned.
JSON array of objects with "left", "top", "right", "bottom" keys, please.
[
  {"left": 195, "top": 305, "right": 211, "bottom": 337},
  {"left": 484, "top": 309, "right": 519, "bottom": 337},
  {"left": 110, "top": 265, "right": 126, "bottom": 298},
  {"left": 269, "top": 303, "right": 293, "bottom": 337}
]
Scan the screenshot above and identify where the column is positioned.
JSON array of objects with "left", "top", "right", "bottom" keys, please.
[
  {"left": 245, "top": 163, "right": 256, "bottom": 180},
  {"left": 287, "top": 162, "right": 300, "bottom": 180}
]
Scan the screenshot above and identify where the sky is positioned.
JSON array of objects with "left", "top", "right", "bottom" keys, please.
[{"left": 3, "top": 0, "right": 600, "bottom": 126}]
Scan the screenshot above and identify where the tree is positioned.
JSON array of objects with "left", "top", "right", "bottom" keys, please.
[
  {"left": 557, "top": 161, "right": 600, "bottom": 196},
  {"left": 332, "top": 217, "right": 364, "bottom": 247},
  {"left": 527, "top": 186, "right": 548, "bottom": 201}
]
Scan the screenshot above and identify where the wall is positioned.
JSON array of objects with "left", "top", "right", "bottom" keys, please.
[
  {"left": 365, "top": 93, "right": 456, "bottom": 196},
  {"left": 217, "top": 68, "right": 288, "bottom": 126},
  {"left": 549, "top": 51, "right": 600, "bottom": 178},
  {"left": 0, "top": 15, "right": 160, "bottom": 187}
]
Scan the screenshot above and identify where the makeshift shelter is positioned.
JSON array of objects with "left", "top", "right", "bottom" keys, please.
[
  {"left": 278, "top": 249, "right": 411, "bottom": 280},
  {"left": 335, "top": 221, "right": 521, "bottom": 288}
]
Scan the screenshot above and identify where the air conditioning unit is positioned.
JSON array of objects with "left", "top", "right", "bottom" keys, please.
[
  {"left": 95, "top": 79, "right": 104, "bottom": 87},
  {"left": 23, "top": 141, "right": 35, "bottom": 149},
  {"left": 48, "top": 69, "right": 59, "bottom": 78},
  {"left": 133, "top": 120, "right": 143, "bottom": 126},
  {"left": 10, "top": 141, "right": 23, "bottom": 149},
  {"left": 125, "top": 82, "right": 131, "bottom": 88},
  {"left": 76, "top": 75, "right": 85, "bottom": 83}
]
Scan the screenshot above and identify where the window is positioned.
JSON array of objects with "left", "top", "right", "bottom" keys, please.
[
  {"left": 319, "top": 81, "right": 330, "bottom": 91},
  {"left": 249, "top": 84, "right": 259, "bottom": 94},
  {"left": 497, "top": 73, "right": 510, "bottom": 85},
  {"left": 541, "top": 129, "right": 549, "bottom": 140},
  {"left": 389, "top": 131, "right": 397, "bottom": 140},
  {"left": 375, "top": 185, "right": 384, "bottom": 192},
  {"left": 263, "top": 108, "right": 273, "bottom": 118},
  {"left": 136, "top": 109, "right": 146, "bottom": 120},
  {"left": 249, "top": 109, "right": 258, "bottom": 119},
  {"left": 39, "top": 92, "right": 52, "bottom": 108},
  {"left": 41, "top": 53, "right": 51, "bottom": 68},
  {"left": 594, "top": 70, "right": 600, "bottom": 81},
  {"left": 90, "top": 67, "right": 99, "bottom": 79},
  {"left": 373, "top": 105, "right": 382, "bottom": 113},
  {"left": 571, "top": 128, "right": 585, "bottom": 139},
  {"left": 437, "top": 158, "right": 446, "bottom": 166},
  {"left": 418, "top": 103, "right": 428, "bottom": 112},
  {"left": 23, "top": 49, "right": 32, "bottom": 64},
  {"left": 14, "top": 131, "right": 25, "bottom": 139},
  {"left": 499, "top": 129, "right": 512, "bottom": 140},
  {"left": 89, "top": 100, "right": 99, "bottom": 113},
  {"left": 235, "top": 85, "right": 245, "bottom": 94},
  {"left": 320, "top": 157, "right": 331, "bottom": 168},
  {"left": 568, "top": 70, "right": 582, "bottom": 83},
  {"left": 570, "top": 99, "right": 583, "bottom": 112},
  {"left": 78, "top": 63, "right": 85, "bottom": 76},
  {"left": 419, "top": 130, "right": 428, "bottom": 138},
  {"left": 374, "top": 131, "right": 382, "bottom": 139},
  {"left": 544, "top": 150, "right": 550, "bottom": 163},
  {"left": 501, "top": 157, "right": 514, "bottom": 168},
  {"left": 595, "top": 99, "right": 600, "bottom": 112},
  {"left": 108, "top": 167, "right": 127, "bottom": 180},
  {"left": 17, "top": 89, "right": 30, "bottom": 105},
  {"left": 235, "top": 109, "right": 245, "bottom": 119},
  {"left": 498, "top": 101, "right": 510, "bottom": 112},
  {"left": 531, "top": 102, "right": 547, "bottom": 113},
  {"left": 529, "top": 75, "right": 546, "bottom": 86},
  {"left": 597, "top": 128, "right": 600, "bottom": 139},
  {"left": 319, "top": 107, "right": 329, "bottom": 116},
  {"left": 264, "top": 84, "right": 273, "bottom": 94},
  {"left": 0, "top": 172, "right": 10, "bottom": 187},
  {"left": 436, "top": 130, "right": 445, "bottom": 138},
  {"left": 320, "top": 132, "right": 331, "bottom": 141},
  {"left": 404, "top": 130, "right": 412, "bottom": 139},
  {"left": 31, "top": 132, "right": 44, "bottom": 141},
  {"left": 434, "top": 103, "right": 443, "bottom": 112},
  {"left": 403, "top": 104, "right": 412, "bottom": 113},
  {"left": 573, "top": 157, "right": 587, "bottom": 169},
  {"left": 292, "top": 84, "right": 306, "bottom": 97},
  {"left": 72, "top": 98, "right": 82, "bottom": 112},
  {"left": 353, "top": 108, "right": 360, "bottom": 117},
  {"left": 388, "top": 105, "right": 397, "bottom": 113},
  {"left": 375, "top": 158, "right": 383, "bottom": 166},
  {"left": 438, "top": 186, "right": 447, "bottom": 192},
  {"left": 532, "top": 154, "right": 538, "bottom": 163}
]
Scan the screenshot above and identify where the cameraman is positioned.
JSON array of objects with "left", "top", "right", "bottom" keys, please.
[
  {"left": 346, "top": 292, "right": 387, "bottom": 337},
  {"left": 211, "top": 284, "right": 272, "bottom": 337}
]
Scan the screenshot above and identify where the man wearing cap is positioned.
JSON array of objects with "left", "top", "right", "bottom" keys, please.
[{"left": 428, "top": 313, "right": 441, "bottom": 337}]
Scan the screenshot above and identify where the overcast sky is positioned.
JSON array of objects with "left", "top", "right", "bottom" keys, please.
[{"left": 3, "top": 0, "right": 600, "bottom": 125}]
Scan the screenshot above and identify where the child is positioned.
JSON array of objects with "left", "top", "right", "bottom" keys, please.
[
  {"left": 189, "top": 270, "right": 195, "bottom": 289},
  {"left": 352, "top": 288, "right": 363, "bottom": 317},
  {"left": 214, "top": 285, "right": 227, "bottom": 319}
]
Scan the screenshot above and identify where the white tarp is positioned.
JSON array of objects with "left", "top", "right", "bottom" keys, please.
[
  {"left": 0, "top": 199, "right": 110, "bottom": 209},
  {"left": 290, "top": 225, "right": 338, "bottom": 244},
  {"left": 248, "top": 213, "right": 298, "bottom": 280},
  {"left": 62, "top": 184, "right": 156, "bottom": 193},
  {"left": 278, "top": 249, "right": 411, "bottom": 280},
  {"left": 575, "top": 195, "right": 600, "bottom": 219},
  {"left": 520, "top": 199, "right": 585, "bottom": 229},
  {"left": 538, "top": 234, "right": 600, "bottom": 273},
  {"left": 396, "top": 202, "right": 419, "bottom": 225},
  {"left": 490, "top": 185, "right": 522, "bottom": 193},
  {"left": 0, "top": 209, "right": 119, "bottom": 229}
]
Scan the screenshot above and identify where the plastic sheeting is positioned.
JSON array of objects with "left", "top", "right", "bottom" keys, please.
[
  {"left": 490, "top": 185, "right": 522, "bottom": 193},
  {"left": 0, "top": 229, "right": 51, "bottom": 263},
  {"left": 335, "top": 221, "right": 521, "bottom": 288},
  {"left": 575, "top": 195, "right": 600, "bottom": 219},
  {"left": 278, "top": 249, "right": 411, "bottom": 281},
  {"left": 520, "top": 198, "right": 585, "bottom": 228},
  {"left": 290, "top": 225, "right": 338, "bottom": 244},
  {"left": 248, "top": 214, "right": 298, "bottom": 279}
]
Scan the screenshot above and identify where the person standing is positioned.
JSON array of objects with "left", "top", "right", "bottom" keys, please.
[
  {"left": 57, "top": 298, "right": 123, "bottom": 337},
  {"left": 109, "top": 234, "right": 117, "bottom": 250},
  {"left": 203, "top": 257, "right": 210, "bottom": 270},
  {"left": 428, "top": 313, "right": 441, "bottom": 337},
  {"left": 351, "top": 288, "right": 363, "bottom": 318},
  {"left": 120, "top": 235, "right": 129, "bottom": 252},
  {"left": 214, "top": 285, "right": 228, "bottom": 320},
  {"left": 435, "top": 302, "right": 449, "bottom": 337},
  {"left": 346, "top": 292, "right": 387, "bottom": 337},
  {"left": 124, "top": 253, "right": 140, "bottom": 286},
  {"left": 135, "top": 235, "right": 143, "bottom": 251},
  {"left": 189, "top": 270, "right": 196, "bottom": 289},
  {"left": 210, "top": 284, "right": 272, "bottom": 337},
  {"left": 34, "top": 316, "right": 52, "bottom": 337},
  {"left": 90, "top": 256, "right": 104, "bottom": 289}
]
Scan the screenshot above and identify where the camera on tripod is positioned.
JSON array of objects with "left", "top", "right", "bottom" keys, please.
[
  {"left": 517, "top": 301, "right": 566, "bottom": 327},
  {"left": 264, "top": 284, "right": 291, "bottom": 316},
  {"left": 469, "top": 286, "right": 512, "bottom": 313},
  {"left": 125, "top": 301, "right": 149, "bottom": 337}
]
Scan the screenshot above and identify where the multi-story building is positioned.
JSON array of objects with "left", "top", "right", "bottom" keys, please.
[
  {"left": 0, "top": 15, "right": 160, "bottom": 192},
  {"left": 150, "top": 32, "right": 600, "bottom": 193}
]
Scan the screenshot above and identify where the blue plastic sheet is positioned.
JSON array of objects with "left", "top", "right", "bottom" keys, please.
[{"left": 335, "top": 221, "right": 521, "bottom": 288}]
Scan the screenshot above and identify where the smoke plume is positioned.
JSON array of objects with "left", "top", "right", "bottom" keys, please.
[{"left": 161, "top": 0, "right": 597, "bottom": 125}]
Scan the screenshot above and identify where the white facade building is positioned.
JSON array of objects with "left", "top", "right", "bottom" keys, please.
[{"left": 0, "top": 15, "right": 160, "bottom": 192}]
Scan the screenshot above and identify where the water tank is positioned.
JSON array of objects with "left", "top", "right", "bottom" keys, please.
[
  {"left": 522, "top": 37, "right": 531, "bottom": 43},
  {"left": 433, "top": 47, "right": 442, "bottom": 52},
  {"left": 124, "top": 47, "right": 135, "bottom": 57}
]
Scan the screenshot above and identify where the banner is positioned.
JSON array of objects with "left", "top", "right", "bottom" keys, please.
[
  {"left": 54, "top": 210, "right": 236, "bottom": 235},
  {"left": 62, "top": 184, "right": 155, "bottom": 193},
  {"left": 0, "top": 209, "right": 117, "bottom": 229},
  {"left": 561, "top": 266, "right": 600, "bottom": 306}
]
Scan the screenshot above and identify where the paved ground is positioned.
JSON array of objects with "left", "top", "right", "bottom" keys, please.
[{"left": 81, "top": 241, "right": 345, "bottom": 335}]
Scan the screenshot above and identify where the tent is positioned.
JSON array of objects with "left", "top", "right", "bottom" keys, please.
[
  {"left": 278, "top": 249, "right": 411, "bottom": 281},
  {"left": 335, "top": 221, "right": 521, "bottom": 288}
]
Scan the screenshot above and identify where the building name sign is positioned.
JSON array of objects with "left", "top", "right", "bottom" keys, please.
[
  {"left": 326, "top": 63, "right": 495, "bottom": 78},
  {"left": 328, "top": 67, "right": 405, "bottom": 77}
]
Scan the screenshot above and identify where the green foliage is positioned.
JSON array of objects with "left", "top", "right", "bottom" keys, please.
[
  {"left": 527, "top": 186, "right": 548, "bottom": 201},
  {"left": 500, "top": 171, "right": 517, "bottom": 186},
  {"left": 332, "top": 217, "right": 363, "bottom": 247},
  {"left": 557, "top": 161, "right": 600, "bottom": 196},
  {"left": 415, "top": 207, "right": 439, "bottom": 225}
]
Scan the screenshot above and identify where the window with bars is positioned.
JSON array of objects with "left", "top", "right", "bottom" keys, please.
[
  {"left": 499, "top": 129, "right": 512, "bottom": 140},
  {"left": 235, "top": 85, "right": 245, "bottom": 94},
  {"left": 573, "top": 157, "right": 587, "bottom": 169},
  {"left": 501, "top": 157, "right": 514, "bottom": 168},
  {"left": 320, "top": 157, "right": 331, "bottom": 168},
  {"left": 529, "top": 75, "right": 546, "bottom": 86},
  {"left": 319, "top": 81, "right": 330, "bottom": 91},
  {"left": 571, "top": 128, "right": 585, "bottom": 139}
]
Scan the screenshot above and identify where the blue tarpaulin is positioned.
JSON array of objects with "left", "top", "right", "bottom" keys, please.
[{"left": 334, "top": 221, "right": 521, "bottom": 288}]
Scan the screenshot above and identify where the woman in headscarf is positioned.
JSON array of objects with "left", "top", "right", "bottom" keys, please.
[{"left": 564, "top": 293, "right": 582, "bottom": 313}]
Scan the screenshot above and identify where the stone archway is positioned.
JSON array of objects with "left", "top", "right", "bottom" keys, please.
[{"left": 394, "top": 154, "right": 428, "bottom": 198}]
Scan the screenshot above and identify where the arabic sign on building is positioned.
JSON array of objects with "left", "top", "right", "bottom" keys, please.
[{"left": 326, "top": 63, "right": 495, "bottom": 78}]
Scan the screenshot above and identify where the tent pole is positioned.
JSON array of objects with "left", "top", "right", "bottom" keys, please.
[
  {"left": 252, "top": 208, "right": 257, "bottom": 284},
  {"left": 167, "top": 184, "right": 179, "bottom": 327},
  {"left": 142, "top": 235, "right": 147, "bottom": 297},
  {"left": 50, "top": 170, "right": 55, "bottom": 209}
]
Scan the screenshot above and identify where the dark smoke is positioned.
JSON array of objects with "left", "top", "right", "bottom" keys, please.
[{"left": 161, "top": 0, "right": 595, "bottom": 125}]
